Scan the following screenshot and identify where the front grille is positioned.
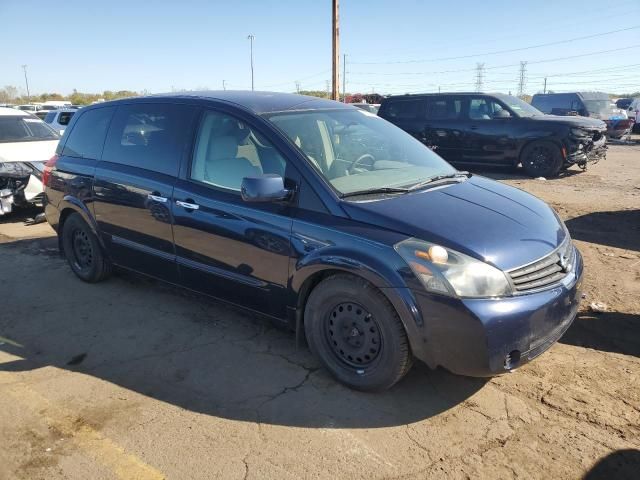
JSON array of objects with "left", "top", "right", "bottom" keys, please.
[{"left": 507, "top": 239, "right": 574, "bottom": 293}]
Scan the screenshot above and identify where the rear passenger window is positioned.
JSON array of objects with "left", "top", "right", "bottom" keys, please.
[
  {"left": 102, "top": 103, "right": 196, "bottom": 176},
  {"left": 384, "top": 100, "right": 423, "bottom": 120},
  {"left": 425, "top": 98, "right": 462, "bottom": 120},
  {"left": 62, "top": 107, "right": 115, "bottom": 159}
]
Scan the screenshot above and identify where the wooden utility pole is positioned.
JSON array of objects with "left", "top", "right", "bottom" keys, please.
[{"left": 331, "top": 0, "right": 339, "bottom": 100}]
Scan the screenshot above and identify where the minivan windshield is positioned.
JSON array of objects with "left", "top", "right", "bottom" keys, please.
[
  {"left": 267, "top": 108, "right": 455, "bottom": 196},
  {"left": 497, "top": 95, "right": 542, "bottom": 118},
  {"left": 0, "top": 115, "right": 60, "bottom": 143}
]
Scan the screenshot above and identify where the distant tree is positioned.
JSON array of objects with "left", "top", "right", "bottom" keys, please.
[
  {"left": 299, "top": 90, "right": 330, "bottom": 99},
  {"left": 0, "top": 85, "right": 19, "bottom": 103}
]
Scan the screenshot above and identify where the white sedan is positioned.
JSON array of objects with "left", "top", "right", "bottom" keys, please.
[{"left": 0, "top": 107, "right": 59, "bottom": 215}]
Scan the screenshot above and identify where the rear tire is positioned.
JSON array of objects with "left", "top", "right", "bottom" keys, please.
[
  {"left": 304, "top": 274, "right": 413, "bottom": 391},
  {"left": 62, "top": 213, "right": 111, "bottom": 283},
  {"left": 520, "top": 141, "right": 563, "bottom": 178}
]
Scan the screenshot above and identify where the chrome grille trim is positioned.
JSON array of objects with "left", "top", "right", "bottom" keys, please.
[{"left": 507, "top": 237, "right": 574, "bottom": 293}]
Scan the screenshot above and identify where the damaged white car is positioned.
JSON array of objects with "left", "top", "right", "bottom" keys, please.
[{"left": 0, "top": 107, "right": 59, "bottom": 216}]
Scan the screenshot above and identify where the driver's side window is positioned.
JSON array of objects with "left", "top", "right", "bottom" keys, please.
[{"left": 469, "top": 98, "right": 510, "bottom": 120}]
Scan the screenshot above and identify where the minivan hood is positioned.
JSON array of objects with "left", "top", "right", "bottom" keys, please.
[
  {"left": 530, "top": 114, "right": 606, "bottom": 130},
  {"left": 341, "top": 176, "right": 566, "bottom": 271},
  {"left": 0, "top": 140, "right": 59, "bottom": 164}
]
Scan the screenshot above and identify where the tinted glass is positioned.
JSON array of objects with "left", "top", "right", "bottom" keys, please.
[
  {"left": 383, "top": 100, "right": 423, "bottom": 120},
  {"left": 268, "top": 109, "right": 454, "bottom": 196},
  {"left": 44, "top": 111, "right": 56, "bottom": 123},
  {"left": 0, "top": 115, "right": 59, "bottom": 143},
  {"left": 103, "top": 103, "right": 195, "bottom": 176},
  {"left": 62, "top": 107, "right": 115, "bottom": 159},
  {"left": 191, "top": 111, "right": 287, "bottom": 191},
  {"left": 497, "top": 95, "right": 541, "bottom": 117},
  {"left": 425, "top": 97, "right": 462, "bottom": 120},
  {"left": 469, "top": 98, "right": 510, "bottom": 120},
  {"left": 58, "top": 111, "right": 75, "bottom": 126}
]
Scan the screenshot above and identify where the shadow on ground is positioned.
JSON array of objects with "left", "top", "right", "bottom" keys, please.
[
  {"left": 560, "top": 311, "right": 640, "bottom": 358},
  {"left": 0, "top": 237, "right": 486, "bottom": 429},
  {"left": 565, "top": 210, "right": 640, "bottom": 252},
  {"left": 583, "top": 449, "right": 640, "bottom": 480}
]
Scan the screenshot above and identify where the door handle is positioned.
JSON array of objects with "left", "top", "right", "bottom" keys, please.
[
  {"left": 147, "top": 194, "right": 168, "bottom": 203},
  {"left": 470, "top": 125, "right": 479, "bottom": 130},
  {"left": 176, "top": 200, "right": 200, "bottom": 210}
]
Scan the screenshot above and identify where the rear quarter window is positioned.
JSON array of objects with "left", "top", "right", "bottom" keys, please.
[
  {"left": 101, "top": 103, "right": 197, "bottom": 176},
  {"left": 58, "top": 111, "right": 75, "bottom": 126},
  {"left": 62, "top": 107, "right": 116, "bottom": 159}
]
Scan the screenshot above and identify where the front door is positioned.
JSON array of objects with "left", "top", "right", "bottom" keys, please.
[
  {"left": 93, "top": 102, "right": 198, "bottom": 282},
  {"left": 459, "top": 97, "right": 516, "bottom": 165},
  {"left": 172, "top": 109, "right": 293, "bottom": 318}
]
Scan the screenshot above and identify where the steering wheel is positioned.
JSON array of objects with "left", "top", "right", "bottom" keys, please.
[{"left": 348, "top": 153, "right": 376, "bottom": 174}]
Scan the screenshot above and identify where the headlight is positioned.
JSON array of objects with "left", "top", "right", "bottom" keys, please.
[{"left": 395, "top": 238, "right": 512, "bottom": 298}]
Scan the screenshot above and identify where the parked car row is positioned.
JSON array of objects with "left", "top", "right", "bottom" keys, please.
[
  {"left": 0, "top": 107, "right": 59, "bottom": 215},
  {"left": 531, "top": 92, "right": 634, "bottom": 139},
  {"left": 378, "top": 92, "right": 608, "bottom": 177},
  {"left": 41, "top": 92, "right": 583, "bottom": 391}
]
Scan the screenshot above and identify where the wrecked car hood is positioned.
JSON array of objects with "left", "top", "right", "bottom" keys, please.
[
  {"left": 530, "top": 114, "right": 606, "bottom": 130},
  {"left": 0, "top": 140, "right": 58, "bottom": 164}
]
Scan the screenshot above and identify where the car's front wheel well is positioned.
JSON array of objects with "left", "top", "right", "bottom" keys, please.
[
  {"left": 518, "top": 138, "right": 564, "bottom": 163},
  {"left": 296, "top": 269, "right": 344, "bottom": 319}
]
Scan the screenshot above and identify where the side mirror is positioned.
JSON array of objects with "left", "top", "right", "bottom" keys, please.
[{"left": 241, "top": 174, "right": 290, "bottom": 203}]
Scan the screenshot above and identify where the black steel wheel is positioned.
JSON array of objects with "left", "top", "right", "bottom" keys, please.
[
  {"left": 70, "top": 228, "right": 93, "bottom": 271},
  {"left": 325, "top": 302, "right": 381, "bottom": 368},
  {"left": 305, "top": 274, "right": 412, "bottom": 391},
  {"left": 62, "top": 213, "right": 112, "bottom": 283},
  {"left": 521, "top": 141, "right": 563, "bottom": 178}
]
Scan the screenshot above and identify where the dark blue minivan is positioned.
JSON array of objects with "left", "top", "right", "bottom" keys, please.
[{"left": 43, "top": 92, "right": 583, "bottom": 391}]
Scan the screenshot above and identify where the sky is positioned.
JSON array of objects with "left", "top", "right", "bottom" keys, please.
[{"left": 1, "top": 0, "right": 639, "bottom": 97}]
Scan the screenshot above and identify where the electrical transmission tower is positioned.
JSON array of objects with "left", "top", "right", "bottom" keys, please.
[
  {"left": 474, "top": 63, "right": 485, "bottom": 92},
  {"left": 517, "top": 61, "right": 527, "bottom": 98}
]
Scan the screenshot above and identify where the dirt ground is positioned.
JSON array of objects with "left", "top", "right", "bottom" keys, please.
[{"left": 0, "top": 140, "right": 639, "bottom": 480}]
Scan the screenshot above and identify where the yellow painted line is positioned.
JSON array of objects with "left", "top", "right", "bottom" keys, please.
[{"left": 4, "top": 378, "right": 165, "bottom": 480}]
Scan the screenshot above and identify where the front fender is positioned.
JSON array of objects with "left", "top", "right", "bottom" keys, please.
[{"left": 290, "top": 246, "right": 430, "bottom": 363}]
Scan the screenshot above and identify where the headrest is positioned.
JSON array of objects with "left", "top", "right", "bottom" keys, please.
[{"left": 208, "top": 136, "right": 238, "bottom": 161}]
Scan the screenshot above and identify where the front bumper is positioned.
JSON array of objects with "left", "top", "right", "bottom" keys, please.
[
  {"left": 566, "top": 134, "right": 606, "bottom": 166},
  {"left": 410, "top": 248, "right": 583, "bottom": 377}
]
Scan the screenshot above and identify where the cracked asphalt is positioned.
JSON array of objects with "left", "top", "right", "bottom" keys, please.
[{"left": 1, "top": 142, "right": 639, "bottom": 479}]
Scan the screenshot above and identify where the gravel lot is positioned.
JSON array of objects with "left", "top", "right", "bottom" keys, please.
[{"left": 1, "top": 140, "right": 639, "bottom": 480}]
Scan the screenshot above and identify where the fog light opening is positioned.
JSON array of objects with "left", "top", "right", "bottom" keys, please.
[{"left": 504, "top": 350, "right": 521, "bottom": 370}]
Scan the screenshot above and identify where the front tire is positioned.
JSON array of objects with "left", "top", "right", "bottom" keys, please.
[
  {"left": 304, "top": 274, "right": 412, "bottom": 391},
  {"left": 62, "top": 213, "right": 112, "bottom": 283},
  {"left": 520, "top": 141, "right": 563, "bottom": 178}
]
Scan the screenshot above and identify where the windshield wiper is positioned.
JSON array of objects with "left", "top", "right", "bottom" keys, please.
[
  {"left": 407, "top": 171, "right": 471, "bottom": 191},
  {"left": 340, "top": 187, "right": 409, "bottom": 199}
]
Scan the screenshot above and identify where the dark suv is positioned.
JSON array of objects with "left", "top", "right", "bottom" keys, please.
[
  {"left": 378, "top": 92, "right": 607, "bottom": 177},
  {"left": 44, "top": 92, "right": 582, "bottom": 391}
]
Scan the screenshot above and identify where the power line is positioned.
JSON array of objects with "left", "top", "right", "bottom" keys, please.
[
  {"left": 350, "top": 26, "right": 640, "bottom": 65},
  {"left": 349, "top": 4, "right": 640, "bottom": 61}
]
